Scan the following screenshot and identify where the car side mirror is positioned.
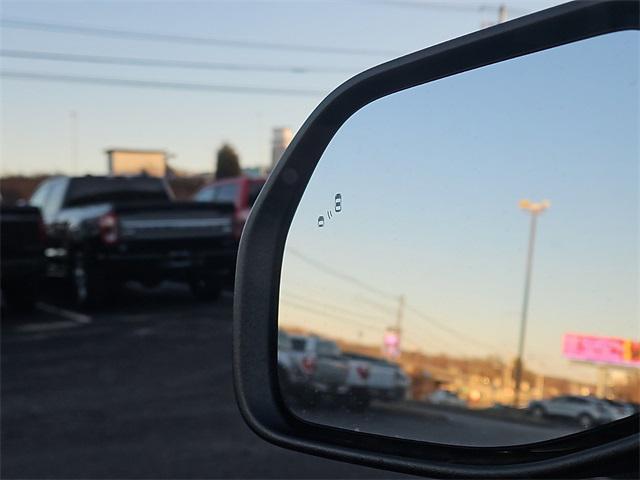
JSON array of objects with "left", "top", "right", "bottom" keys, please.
[{"left": 233, "top": 1, "right": 639, "bottom": 477}]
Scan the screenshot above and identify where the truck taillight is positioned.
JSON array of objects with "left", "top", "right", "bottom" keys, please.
[
  {"left": 356, "top": 365, "right": 370, "bottom": 380},
  {"left": 301, "top": 356, "right": 316, "bottom": 375},
  {"left": 99, "top": 212, "right": 119, "bottom": 245}
]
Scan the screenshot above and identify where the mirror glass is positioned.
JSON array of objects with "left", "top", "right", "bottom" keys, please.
[{"left": 278, "top": 30, "right": 639, "bottom": 447}]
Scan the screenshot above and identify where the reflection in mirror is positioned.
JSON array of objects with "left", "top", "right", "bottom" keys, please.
[{"left": 277, "top": 30, "right": 639, "bottom": 447}]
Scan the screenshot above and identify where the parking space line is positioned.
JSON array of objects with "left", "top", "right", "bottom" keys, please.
[
  {"left": 13, "top": 320, "right": 86, "bottom": 333},
  {"left": 35, "top": 302, "right": 92, "bottom": 324}
]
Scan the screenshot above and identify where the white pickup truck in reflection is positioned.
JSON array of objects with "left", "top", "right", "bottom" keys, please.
[
  {"left": 278, "top": 330, "right": 410, "bottom": 411},
  {"left": 344, "top": 353, "right": 409, "bottom": 409},
  {"left": 280, "top": 333, "right": 350, "bottom": 405}
]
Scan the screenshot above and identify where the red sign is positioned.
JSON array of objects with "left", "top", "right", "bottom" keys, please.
[{"left": 563, "top": 333, "right": 640, "bottom": 367}]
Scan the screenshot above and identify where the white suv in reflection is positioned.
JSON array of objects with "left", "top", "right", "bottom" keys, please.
[
  {"left": 528, "top": 395, "right": 632, "bottom": 428},
  {"left": 427, "top": 389, "right": 466, "bottom": 408}
]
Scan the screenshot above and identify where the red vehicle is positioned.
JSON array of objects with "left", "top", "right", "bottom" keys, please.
[{"left": 193, "top": 176, "right": 266, "bottom": 240}]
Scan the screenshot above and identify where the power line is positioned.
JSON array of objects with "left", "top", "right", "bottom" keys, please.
[
  {"left": 280, "top": 299, "right": 386, "bottom": 333},
  {"left": 375, "top": 0, "right": 489, "bottom": 11},
  {"left": 0, "top": 49, "right": 356, "bottom": 75},
  {"left": 0, "top": 18, "right": 399, "bottom": 57},
  {"left": 405, "top": 304, "right": 502, "bottom": 352},
  {"left": 372, "top": 1, "right": 528, "bottom": 15},
  {"left": 404, "top": 324, "right": 457, "bottom": 354},
  {"left": 0, "top": 71, "right": 326, "bottom": 97},
  {"left": 285, "top": 248, "right": 502, "bottom": 353},
  {"left": 283, "top": 293, "right": 458, "bottom": 354},
  {"left": 286, "top": 248, "right": 399, "bottom": 300},
  {"left": 355, "top": 294, "right": 398, "bottom": 315},
  {"left": 284, "top": 291, "right": 390, "bottom": 325}
]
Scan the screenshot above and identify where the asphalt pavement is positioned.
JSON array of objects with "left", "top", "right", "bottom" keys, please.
[
  {"left": 1, "top": 282, "right": 579, "bottom": 478},
  {"left": 300, "top": 401, "right": 574, "bottom": 446},
  {"left": 1, "top": 283, "right": 409, "bottom": 479}
]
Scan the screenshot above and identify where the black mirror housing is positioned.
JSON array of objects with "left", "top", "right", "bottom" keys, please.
[{"left": 233, "top": 1, "right": 640, "bottom": 477}]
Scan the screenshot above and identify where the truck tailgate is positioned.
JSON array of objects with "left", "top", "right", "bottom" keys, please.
[
  {"left": 114, "top": 202, "right": 233, "bottom": 241},
  {"left": 316, "top": 357, "right": 349, "bottom": 387}
]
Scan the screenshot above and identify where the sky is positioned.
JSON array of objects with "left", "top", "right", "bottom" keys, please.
[
  {"left": 0, "top": 0, "right": 562, "bottom": 176},
  {"left": 279, "top": 30, "right": 640, "bottom": 383}
]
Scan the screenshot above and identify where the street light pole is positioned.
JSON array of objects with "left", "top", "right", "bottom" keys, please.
[{"left": 513, "top": 199, "right": 550, "bottom": 407}]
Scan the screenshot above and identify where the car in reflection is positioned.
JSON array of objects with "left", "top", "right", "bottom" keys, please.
[
  {"left": 528, "top": 395, "right": 631, "bottom": 429},
  {"left": 427, "top": 389, "right": 466, "bottom": 408},
  {"left": 601, "top": 399, "right": 636, "bottom": 419}
]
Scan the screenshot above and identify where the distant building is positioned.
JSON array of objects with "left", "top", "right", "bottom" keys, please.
[
  {"left": 271, "top": 128, "right": 292, "bottom": 167},
  {"left": 106, "top": 149, "right": 167, "bottom": 177}
]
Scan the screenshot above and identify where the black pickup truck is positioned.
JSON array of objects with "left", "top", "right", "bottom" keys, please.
[
  {"left": 29, "top": 175, "right": 236, "bottom": 307},
  {"left": 1, "top": 205, "right": 45, "bottom": 309}
]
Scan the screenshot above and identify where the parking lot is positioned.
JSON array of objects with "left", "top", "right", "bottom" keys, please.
[
  {"left": 3, "top": 281, "right": 583, "bottom": 478},
  {"left": 304, "top": 400, "right": 574, "bottom": 447},
  {"left": 1, "top": 283, "right": 406, "bottom": 479}
]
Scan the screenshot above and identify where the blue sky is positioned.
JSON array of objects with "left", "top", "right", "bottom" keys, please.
[
  {"left": 1, "top": 0, "right": 561, "bottom": 175},
  {"left": 3, "top": 1, "right": 635, "bottom": 382},
  {"left": 279, "top": 30, "right": 639, "bottom": 382}
]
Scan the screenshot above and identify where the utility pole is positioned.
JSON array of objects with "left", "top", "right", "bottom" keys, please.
[
  {"left": 394, "top": 295, "right": 405, "bottom": 359},
  {"left": 481, "top": 3, "right": 508, "bottom": 28},
  {"left": 513, "top": 199, "right": 550, "bottom": 407},
  {"left": 396, "top": 295, "right": 405, "bottom": 334},
  {"left": 383, "top": 295, "right": 404, "bottom": 360},
  {"left": 498, "top": 4, "right": 508, "bottom": 23}
]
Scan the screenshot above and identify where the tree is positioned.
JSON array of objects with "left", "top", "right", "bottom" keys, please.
[{"left": 215, "top": 144, "right": 241, "bottom": 179}]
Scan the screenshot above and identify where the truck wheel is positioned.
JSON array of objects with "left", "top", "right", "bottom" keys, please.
[
  {"left": 69, "top": 252, "right": 105, "bottom": 309},
  {"left": 189, "top": 277, "right": 222, "bottom": 301}
]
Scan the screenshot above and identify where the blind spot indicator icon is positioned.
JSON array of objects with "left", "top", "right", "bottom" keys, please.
[
  {"left": 335, "top": 193, "right": 342, "bottom": 212},
  {"left": 317, "top": 216, "right": 324, "bottom": 227}
]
